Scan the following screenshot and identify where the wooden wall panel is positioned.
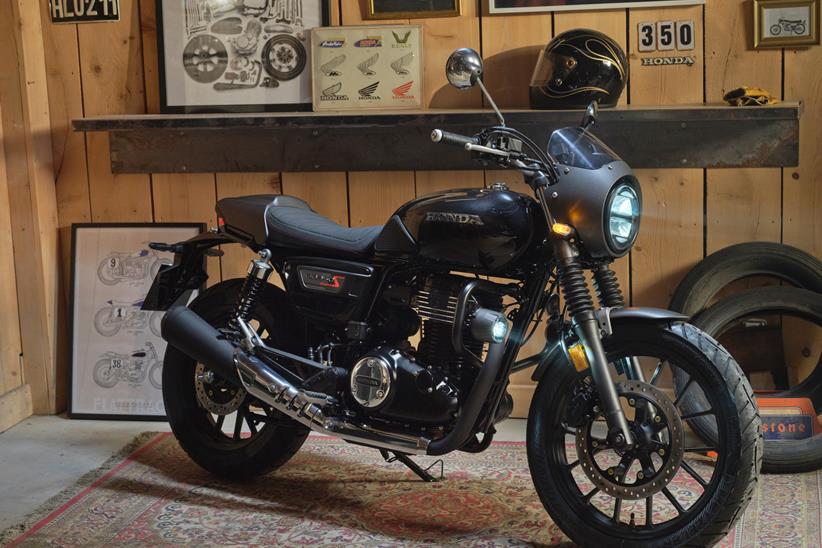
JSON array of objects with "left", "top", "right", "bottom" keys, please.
[
  {"left": 1, "top": 0, "right": 60, "bottom": 414},
  {"left": 422, "top": 1, "right": 481, "bottom": 108},
  {"left": 783, "top": 48, "right": 822, "bottom": 258},
  {"left": 0, "top": 103, "right": 23, "bottom": 396},
  {"left": 628, "top": 5, "right": 704, "bottom": 308},
  {"left": 281, "top": 172, "right": 349, "bottom": 226},
  {"left": 79, "top": 0, "right": 152, "bottom": 223},
  {"left": 216, "top": 173, "right": 282, "bottom": 281},
  {"left": 415, "top": 170, "right": 485, "bottom": 195},
  {"left": 481, "top": 12, "right": 552, "bottom": 107},
  {"left": 705, "top": 0, "right": 782, "bottom": 253},
  {"left": 348, "top": 172, "right": 414, "bottom": 227}
]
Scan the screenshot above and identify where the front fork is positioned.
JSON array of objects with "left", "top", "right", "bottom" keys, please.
[
  {"left": 554, "top": 241, "right": 634, "bottom": 448},
  {"left": 534, "top": 184, "right": 634, "bottom": 448}
]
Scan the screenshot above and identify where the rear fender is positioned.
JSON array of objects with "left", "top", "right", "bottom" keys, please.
[
  {"left": 142, "top": 232, "right": 234, "bottom": 311},
  {"left": 529, "top": 307, "right": 688, "bottom": 382}
]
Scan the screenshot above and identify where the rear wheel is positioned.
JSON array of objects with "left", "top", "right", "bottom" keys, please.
[
  {"left": 162, "top": 279, "right": 309, "bottom": 480},
  {"left": 527, "top": 322, "right": 760, "bottom": 547}
]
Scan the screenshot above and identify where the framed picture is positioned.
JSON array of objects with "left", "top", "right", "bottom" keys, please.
[
  {"left": 69, "top": 223, "right": 204, "bottom": 420},
  {"left": 365, "top": 0, "right": 460, "bottom": 19},
  {"left": 489, "top": 0, "right": 704, "bottom": 13},
  {"left": 311, "top": 25, "right": 423, "bottom": 111},
  {"left": 754, "top": 0, "right": 819, "bottom": 48},
  {"left": 156, "top": 0, "right": 330, "bottom": 113}
]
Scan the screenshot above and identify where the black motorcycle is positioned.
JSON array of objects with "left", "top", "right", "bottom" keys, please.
[{"left": 144, "top": 48, "right": 761, "bottom": 546}]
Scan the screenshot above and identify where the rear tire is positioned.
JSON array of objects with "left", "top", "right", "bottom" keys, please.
[
  {"left": 527, "top": 322, "right": 761, "bottom": 547},
  {"left": 162, "top": 279, "right": 309, "bottom": 480}
]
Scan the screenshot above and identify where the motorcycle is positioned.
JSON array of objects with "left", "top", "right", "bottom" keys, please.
[
  {"left": 97, "top": 249, "right": 171, "bottom": 285},
  {"left": 770, "top": 18, "right": 806, "bottom": 36},
  {"left": 93, "top": 341, "right": 163, "bottom": 390},
  {"left": 144, "top": 49, "right": 761, "bottom": 546},
  {"left": 94, "top": 299, "right": 163, "bottom": 337}
]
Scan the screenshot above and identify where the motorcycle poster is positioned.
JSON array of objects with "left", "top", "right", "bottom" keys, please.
[
  {"left": 69, "top": 223, "right": 204, "bottom": 419},
  {"left": 157, "top": 0, "right": 330, "bottom": 113}
]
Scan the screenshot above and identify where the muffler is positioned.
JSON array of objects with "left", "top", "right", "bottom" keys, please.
[
  {"left": 161, "top": 306, "right": 242, "bottom": 388},
  {"left": 161, "top": 306, "right": 429, "bottom": 454}
]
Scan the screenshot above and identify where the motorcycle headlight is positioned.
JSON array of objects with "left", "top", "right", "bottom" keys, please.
[{"left": 605, "top": 181, "right": 641, "bottom": 254}]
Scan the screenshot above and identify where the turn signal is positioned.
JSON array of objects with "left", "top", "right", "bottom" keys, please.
[
  {"left": 552, "top": 223, "right": 574, "bottom": 238},
  {"left": 567, "top": 343, "right": 590, "bottom": 372}
]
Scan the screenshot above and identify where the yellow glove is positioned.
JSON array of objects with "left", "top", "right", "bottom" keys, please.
[{"left": 723, "top": 86, "right": 779, "bottom": 106}]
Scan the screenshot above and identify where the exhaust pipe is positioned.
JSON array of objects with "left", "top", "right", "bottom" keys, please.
[{"left": 161, "top": 306, "right": 429, "bottom": 454}]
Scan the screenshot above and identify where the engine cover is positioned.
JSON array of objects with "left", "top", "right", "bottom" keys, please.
[{"left": 350, "top": 346, "right": 459, "bottom": 424}]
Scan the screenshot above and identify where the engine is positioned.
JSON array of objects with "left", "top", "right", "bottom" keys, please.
[{"left": 349, "top": 274, "right": 505, "bottom": 425}]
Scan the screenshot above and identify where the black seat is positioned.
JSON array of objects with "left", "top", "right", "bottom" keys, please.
[{"left": 216, "top": 194, "right": 382, "bottom": 258}]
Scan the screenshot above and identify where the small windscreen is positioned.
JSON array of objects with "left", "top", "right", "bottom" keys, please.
[{"left": 547, "top": 127, "right": 622, "bottom": 170}]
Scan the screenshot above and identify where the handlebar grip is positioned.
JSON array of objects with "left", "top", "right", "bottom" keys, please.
[{"left": 431, "top": 129, "right": 478, "bottom": 147}]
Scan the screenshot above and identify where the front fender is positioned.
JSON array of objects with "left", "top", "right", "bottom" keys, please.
[{"left": 530, "top": 307, "right": 688, "bottom": 382}]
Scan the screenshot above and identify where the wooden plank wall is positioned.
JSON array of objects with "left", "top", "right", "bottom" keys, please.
[
  {"left": 0, "top": 0, "right": 63, "bottom": 428},
  {"left": 42, "top": 0, "right": 820, "bottom": 414}
]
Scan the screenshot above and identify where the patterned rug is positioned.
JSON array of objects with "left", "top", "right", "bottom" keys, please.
[{"left": 1, "top": 433, "right": 820, "bottom": 547}]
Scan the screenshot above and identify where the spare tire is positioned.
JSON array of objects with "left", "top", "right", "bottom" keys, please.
[
  {"left": 676, "top": 287, "right": 822, "bottom": 473},
  {"left": 669, "top": 242, "right": 822, "bottom": 317}
]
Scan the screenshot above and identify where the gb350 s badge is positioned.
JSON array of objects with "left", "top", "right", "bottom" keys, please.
[{"left": 424, "top": 212, "right": 484, "bottom": 225}]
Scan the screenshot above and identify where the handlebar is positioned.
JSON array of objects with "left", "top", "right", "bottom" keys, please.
[{"left": 430, "top": 129, "right": 478, "bottom": 148}]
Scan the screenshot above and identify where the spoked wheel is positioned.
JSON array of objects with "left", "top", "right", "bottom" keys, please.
[
  {"left": 162, "top": 279, "right": 309, "bottom": 479},
  {"left": 528, "top": 322, "right": 761, "bottom": 547}
]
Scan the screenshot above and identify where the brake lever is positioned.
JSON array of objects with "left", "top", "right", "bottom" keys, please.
[{"left": 464, "top": 142, "right": 510, "bottom": 158}]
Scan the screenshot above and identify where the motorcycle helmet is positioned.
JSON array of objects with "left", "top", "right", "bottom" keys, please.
[{"left": 530, "top": 29, "right": 628, "bottom": 109}]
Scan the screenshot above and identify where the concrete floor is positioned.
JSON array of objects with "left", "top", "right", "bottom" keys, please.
[{"left": 0, "top": 415, "right": 527, "bottom": 531}]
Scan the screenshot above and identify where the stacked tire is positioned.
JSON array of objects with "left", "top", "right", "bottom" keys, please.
[{"left": 669, "top": 242, "right": 822, "bottom": 473}]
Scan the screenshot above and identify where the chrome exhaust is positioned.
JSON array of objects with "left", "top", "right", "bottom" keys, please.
[{"left": 234, "top": 350, "right": 430, "bottom": 455}]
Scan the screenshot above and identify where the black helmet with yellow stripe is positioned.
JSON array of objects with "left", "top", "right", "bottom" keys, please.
[{"left": 530, "top": 29, "right": 628, "bottom": 109}]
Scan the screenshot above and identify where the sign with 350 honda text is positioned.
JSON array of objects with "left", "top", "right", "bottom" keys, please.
[{"left": 49, "top": 0, "right": 120, "bottom": 23}]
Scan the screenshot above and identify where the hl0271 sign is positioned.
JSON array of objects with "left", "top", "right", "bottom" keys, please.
[{"left": 49, "top": 0, "right": 120, "bottom": 23}]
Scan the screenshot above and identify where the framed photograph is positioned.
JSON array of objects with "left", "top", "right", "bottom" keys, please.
[
  {"left": 69, "top": 223, "right": 204, "bottom": 420},
  {"left": 489, "top": 0, "right": 704, "bottom": 14},
  {"left": 754, "top": 0, "right": 819, "bottom": 48},
  {"left": 156, "top": 0, "right": 330, "bottom": 113},
  {"left": 365, "top": 0, "right": 460, "bottom": 19},
  {"left": 311, "top": 25, "right": 423, "bottom": 111}
]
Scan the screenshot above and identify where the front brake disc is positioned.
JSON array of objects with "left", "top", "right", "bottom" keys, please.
[{"left": 575, "top": 380, "right": 685, "bottom": 500}]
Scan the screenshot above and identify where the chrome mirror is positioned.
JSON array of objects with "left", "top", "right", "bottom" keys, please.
[
  {"left": 445, "top": 48, "right": 505, "bottom": 126},
  {"left": 581, "top": 101, "right": 599, "bottom": 131},
  {"left": 446, "top": 48, "right": 484, "bottom": 90}
]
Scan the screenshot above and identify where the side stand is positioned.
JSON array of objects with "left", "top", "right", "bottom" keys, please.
[{"left": 380, "top": 449, "right": 444, "bottom": 482}]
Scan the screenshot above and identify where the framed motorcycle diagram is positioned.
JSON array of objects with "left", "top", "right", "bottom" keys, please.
[
  {"left": 69, "top": 223, "right": 204, "bottom": 419},
  {"left": 157, "top": 0, "right": 330, "bottom": 113}
]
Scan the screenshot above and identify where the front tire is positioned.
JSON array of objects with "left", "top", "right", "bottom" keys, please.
[
  {"left": 162, "top": 279, "right": 309, "bottom": 480},
  {"left": 527, "top": 322, "right": 761, "bottom": 547}
]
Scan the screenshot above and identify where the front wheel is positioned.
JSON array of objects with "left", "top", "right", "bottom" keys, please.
[{"left": 527, "top": 322, "right": 761, "bottom": 547}]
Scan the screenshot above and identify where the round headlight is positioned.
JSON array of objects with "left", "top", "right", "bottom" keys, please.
[{"left": 605, "top": 182, "right": 640, "bottom": 254}]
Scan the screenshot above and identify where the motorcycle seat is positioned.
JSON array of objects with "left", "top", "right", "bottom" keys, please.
[{"left": 217, "top": 194, "right": 382, "bottom": 258}]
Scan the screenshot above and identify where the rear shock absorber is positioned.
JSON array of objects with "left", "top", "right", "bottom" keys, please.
[
  {"left": 233, "top": 249, "right": 273, "bottom": 324},
  {"left": 593, "top": 264, "right": 625, "bottom": 308}
]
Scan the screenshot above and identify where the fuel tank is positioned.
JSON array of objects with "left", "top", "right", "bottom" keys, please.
[{"left": 377, "top": 187, "right": 542, "bottom": 274}]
